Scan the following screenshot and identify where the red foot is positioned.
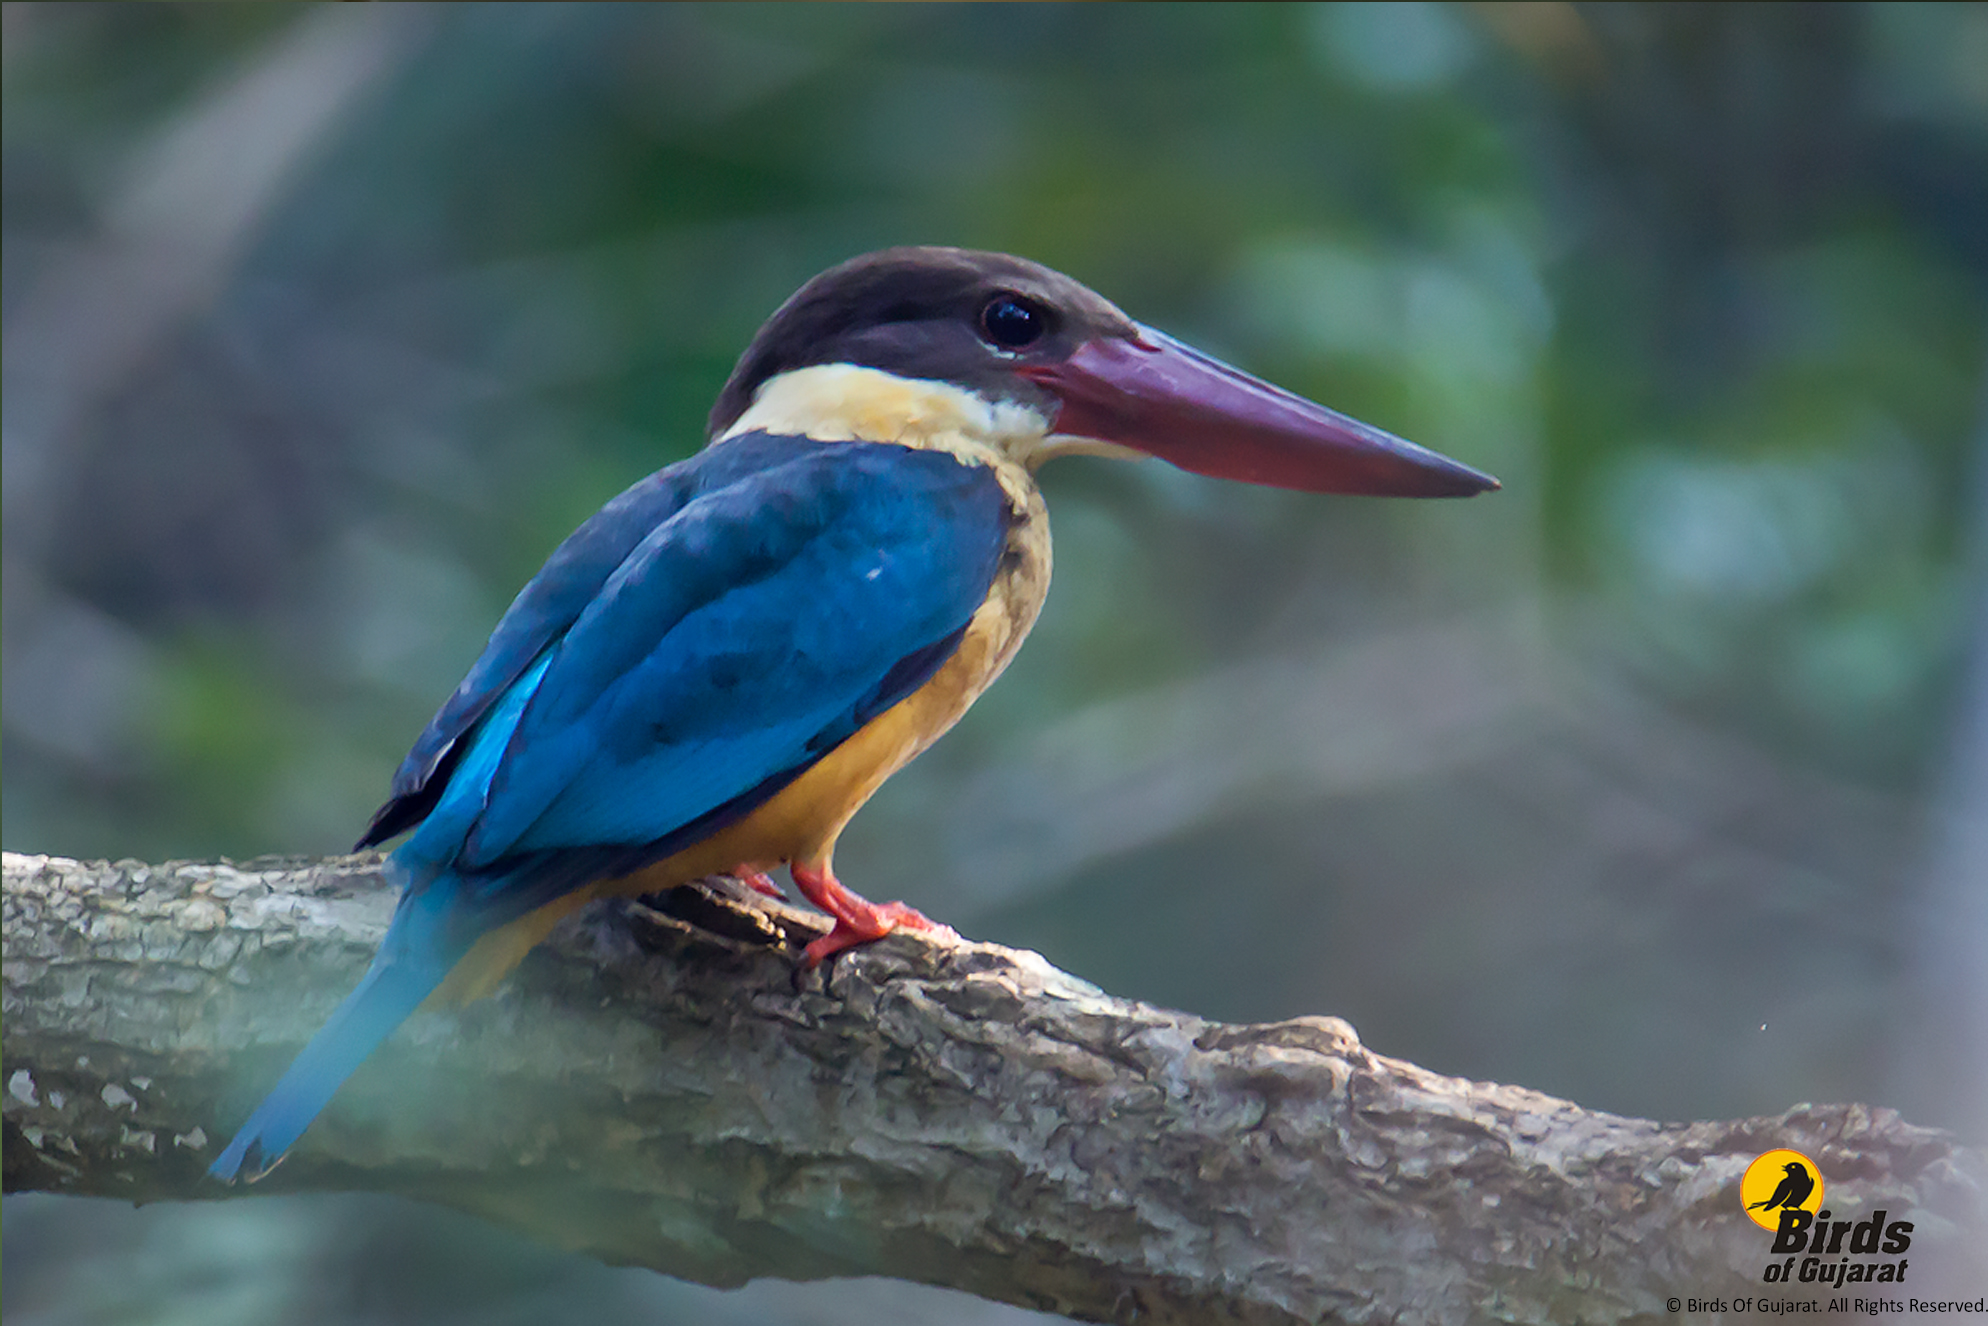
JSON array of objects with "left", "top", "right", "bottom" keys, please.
[
  {"left": 789, "top": 862, "right": 954, "bottom": 967},
  {"left": 735, "top": 870, "right": 784, "bottom": 900}
]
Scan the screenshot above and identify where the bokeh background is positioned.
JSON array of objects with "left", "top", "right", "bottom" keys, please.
[{"left": 5, "top": 4, "right": 1985, "bottom": 1322}]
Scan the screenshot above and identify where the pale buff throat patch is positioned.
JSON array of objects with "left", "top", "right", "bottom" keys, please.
[{"left": 720, "top": 363, "right": 1144, "bottom": 472}]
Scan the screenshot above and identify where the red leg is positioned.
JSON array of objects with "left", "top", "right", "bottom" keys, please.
[
  {"left": 734, "top": 870, "right": 784, "bottom": 900},
  {"left": 788, "top": 862, "right": 953, "bottom": 967}
]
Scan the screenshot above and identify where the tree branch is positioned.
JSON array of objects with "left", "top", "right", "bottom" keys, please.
[{"left": 4, "top": 851, "right": 1982, "bottom": 1324}]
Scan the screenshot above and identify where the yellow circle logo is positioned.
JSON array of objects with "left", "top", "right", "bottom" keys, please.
[{"left": 1740, "top": 1149, "right": 1825, "bottom": 1231}]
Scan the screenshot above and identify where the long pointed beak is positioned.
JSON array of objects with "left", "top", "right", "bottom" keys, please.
[{"left": 1019, "top": 326, "right": 1499, "bottom": 497}]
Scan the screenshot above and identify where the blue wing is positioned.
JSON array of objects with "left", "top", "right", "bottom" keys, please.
[
  {"left": 364, "top": 432, "right": 1009, "bottom": 859},
  {"left": 397, "top": 435, "right": 1012, "bottom": 887},
  {"left": 362, "top": 435, "right": 788, "bottom": 847}
]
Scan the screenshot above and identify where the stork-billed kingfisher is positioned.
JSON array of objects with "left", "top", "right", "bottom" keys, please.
[{"left": 209, "top": 246, "right": 1496, "bottom": 1182}]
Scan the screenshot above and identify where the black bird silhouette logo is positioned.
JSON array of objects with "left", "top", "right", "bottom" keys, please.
[{"left": 1747, "top": 1160, "right": 1816, "bottom": 1212}]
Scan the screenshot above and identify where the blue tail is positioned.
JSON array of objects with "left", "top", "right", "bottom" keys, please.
[
  {"left": 208, "top": 889, "right": 463, "bottom": 1183},
  {"left": 211, "top": 658, "right": 552, "bottom": 1182}
]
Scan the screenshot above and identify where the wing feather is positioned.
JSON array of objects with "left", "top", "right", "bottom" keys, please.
[{"left": 378, "top": 437, "right": 1012, "bottom": 905}]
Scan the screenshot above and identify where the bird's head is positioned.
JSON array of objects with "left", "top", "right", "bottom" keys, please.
[{"left": 711, "top": 246, "right": 1498, "bottom": 498}]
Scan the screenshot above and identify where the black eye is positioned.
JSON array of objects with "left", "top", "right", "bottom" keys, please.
[{"left": 980, "top": 296, "right": 1045, "bottom": 350}]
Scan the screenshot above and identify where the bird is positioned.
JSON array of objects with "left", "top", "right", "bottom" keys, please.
[
  {"left": 1749, "top": 1161, "right": 1816, "bottom": 1212},
  {"left": 207, "top": 245, "right": 1497, "bottom": 1182}
]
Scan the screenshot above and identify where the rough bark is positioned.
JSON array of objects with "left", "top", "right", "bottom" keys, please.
[{"left": 4, "top": 851, "right": 1982, "bottom": 1325}]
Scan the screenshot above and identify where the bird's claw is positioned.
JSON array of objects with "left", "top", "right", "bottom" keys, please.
[
  {"left": 787, "top": 862, "right": 953, "bottom": 968},
  {"left": 800, "top": 901, "right": 953, "bottom": 968}
]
